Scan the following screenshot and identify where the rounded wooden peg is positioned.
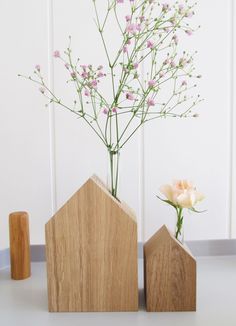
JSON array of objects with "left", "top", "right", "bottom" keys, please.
[{"left": 9, "top": 211, "right": 31, "bottom": 280}]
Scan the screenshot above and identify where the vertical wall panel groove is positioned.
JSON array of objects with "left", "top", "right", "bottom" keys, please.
[
  {"left": 138, "top": 58, "right": 145, "bottom": 243},
  {"left": 47, "top": 0, "right": 57, "bottom": 215},
  {"left": 231, "top": 0, "right": 236, "bottom": 238},
  {"left": 138, "top": 126, "right": 145, "bottom": 243}
]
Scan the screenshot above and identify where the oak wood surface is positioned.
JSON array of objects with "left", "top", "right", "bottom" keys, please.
[
  {"left": 45, "top": 175, "right": 138, "bottom": 312},
  {"left": 9, "top": 211, "right": 31, "bottom": 280},
  {"left": 144, "top": 225, "right": 196, "bottom": 312}
]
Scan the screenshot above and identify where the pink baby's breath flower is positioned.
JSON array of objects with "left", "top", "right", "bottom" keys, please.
[
  {"left": 133, "top": 62, "right": 139, "bottom": 69},
  {"left": 84, "top": 89, "right": 90, "bottom": 97},
  {"left": 65, "top": 63, "right": 70, "bottom": 70},
  {"left": 126, "top": 92, "right": 135, "bottom": 101},
  {"left": 162, "top": 3, "right": 170, "bottom": 12},
  {"left": 181, "top": 80, "right": 187, "bottom": 86},
  {"left": 103, "top": 108, "right": 109, "bottom": 115},
  {"left": 81, "top": 71, "right": 88, "bottom": 79},
  {"left": 178, "top": 4, "right": 184, "bottom": 13},
  {"left": 98, "top": 65, "right": 103, "bottom": 70},
  {"left": 185, "top": 30, "right": 193, "bottom": 36},
  {"left": 147, "top": 98, "right": 155, "bottom": 107},
  {"left": 91, "top": 79, "right": 98, "bottom": 89},
  {"left": 126, "top": 39, "right": 131, "bottom": 45},
  {"left": 53, "top": 50, "right": 60, "bottom": 58},
  {"left": 35, "top": 64, "right": 40, "bottom": 72},
  {"left": 170, "top": 61, "right": 176, "bottom": 68},
  {"left": 163, "top": 58, "right": 170, "bottom": 65},
  {"left": 185, "top": 11, "right": 194, "bottom": 18},
  {"left": 172, "top": 34, "right": 178, "bottom": 45},
  {"left": 97, "top": 71, "right": 105, "bottom": 78},
  {"left": 123, "top": 46, "right": 128, "bottom": 53},
  {"left": 148, "top": 80, "right": 156, "bottom": 87},
  {"left": 126, "top": 23, "right": 140, "bottom": 35},
  {"left": 125, "top": 15, "right": 131, "bottom": 22},
  {"left": 39, "top": 87, "right": 45, "bottom": 94},
  {"left": 147, "top": 40, "right": 154, "bottom": 49},
  {"left": 112, "top": 107, "right": 118, "bottom": 113},
  {"left": 139, "top": 16, "right": 145, "bottom": 23},
  {"left": 80, "top": 65, "right": 87, "bottom": 71},
  {"left": 71, "top": 72, "right": 76, "bottom": 79},
  {"left": 126, "top": 24, "right": 135, "bottom": 34},
  {"left": 135, "top": 24, "right": 141, "bottom": 32},
  {"left": 179, "top": 58, "right": 187, "bottom": 67},
  {"left": 117, "top": 0, "right": 124, "bottom": 3},
  {"left": 159, "top": 71, "right": 164, "bottom": 78}
]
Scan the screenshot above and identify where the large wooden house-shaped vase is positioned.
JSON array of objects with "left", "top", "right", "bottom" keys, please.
[
  {"left": 45, "top": 175, "right": 138, "bottom": 312},
  {"left": 144, "top": 225, "right": 196, "bottom": 312}
]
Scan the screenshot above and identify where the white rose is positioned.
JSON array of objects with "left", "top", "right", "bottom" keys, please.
[
  {"left": 160, "top": 180, "right": 204, "bottom": 209},
  {"left": 176, "top": 189, "right": 204, "bottom": 208}
]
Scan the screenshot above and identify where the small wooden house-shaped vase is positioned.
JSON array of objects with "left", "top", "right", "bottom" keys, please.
[
  {"left": 45, "top": 175, "right": 138, "bottom": 312},
  {"left": 144, "top": 225, "right": 196, "bottom": 312}
]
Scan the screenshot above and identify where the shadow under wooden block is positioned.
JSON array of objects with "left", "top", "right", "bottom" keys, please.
[
  {"left": 45, "top": 175, "right": 138, "bottom": 312},
  {"left": 144, "top": 225, "right": 196, "bottom": 312}
]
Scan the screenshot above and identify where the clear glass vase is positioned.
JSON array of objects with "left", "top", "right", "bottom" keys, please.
[
  {"left": 175, "top": 221, "right": 184, "bottom": 244},
  {"left": 175, "top": 208, "right": 184, "bottom": 244},
  {"left": 107, "top": 150, "right": 120, "bottom": 199}
]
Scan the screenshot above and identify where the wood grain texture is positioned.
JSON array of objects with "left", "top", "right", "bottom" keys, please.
[
  {"left": 45, "top": 175, "right": 138, "bottom": 312},
  {"left": 144, "top": 225, "right": 196, "bottom": 312},
  {"left": 9, "top": 211, "right": 31, "bottom": 280}
]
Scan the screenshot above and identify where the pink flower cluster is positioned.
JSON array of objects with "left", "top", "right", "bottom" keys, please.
[
  {"left": 126, "top": 92, "right": 134, "bottom": 101},
  {"left": 147, "top": 40, "right": 154, "bottom": 49},
  {"left": 35, "top": 65, "right": 40, "bottom": 72},
  {"left": 126, "top": 23, "right": 141, "bottom": 35},
  {"left": 185, "top": 30, "right": 193, "bottom": 36},
  {"left": 53, "top": 50, "right": 60, "bottom": 58},
  {"left": 102, "top": 107, "right": 118, "bottom": 115},
  {"left": 117, "top": 0, "right": 154, "bottom": 3},
  {"left": 148, "top": 80, "right": 156, "bottom": 87},
  {"left": 162, "top": 3, "right": 170, "bottom": 12},
  {"left": 46, "top": 0, "right": 198, "bottom": 123},
  {"left": 79, "top": 64, "right": 106, "bottom": 93},
  {"left": 117, "top": 0, "right": 135, "bottom": 3},
  {"left": 178, "top": 3, "right": 194, "bottom": 17},
  {"left": 147, "top": 98, "right": 155, "bottom": 107}
]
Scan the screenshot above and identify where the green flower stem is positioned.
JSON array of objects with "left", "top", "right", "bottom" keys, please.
[
  {"left": 175, "top": 207, "right": 184, "bottom": 242},
  {"left": 109, "top": 150, "right": 120, "bottom": 199}
]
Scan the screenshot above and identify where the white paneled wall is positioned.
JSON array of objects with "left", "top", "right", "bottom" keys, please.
[
  {"left": 0, "top": 0, "right": 235, "bottom": 249},
  {"left": 144, "top": 0, "right": 233, "bottom": 240},
  {"left": 0, "top": 0, "right": 52, "bottom": 250}
]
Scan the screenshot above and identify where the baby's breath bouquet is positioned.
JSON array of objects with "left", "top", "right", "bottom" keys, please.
[{"left": 20, "top": 0, "right": 202, "bottom": 199}]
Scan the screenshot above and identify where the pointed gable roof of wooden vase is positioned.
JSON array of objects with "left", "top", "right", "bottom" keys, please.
[{"left": 144, "top": 224, "right": 195, "bottom": 261}]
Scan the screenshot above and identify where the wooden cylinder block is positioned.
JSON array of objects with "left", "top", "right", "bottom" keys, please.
[{"left": 9, "top": 211, "right": 31, "bottom": 280}]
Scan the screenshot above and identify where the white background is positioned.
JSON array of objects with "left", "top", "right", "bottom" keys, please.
[{"left": 0, "top": 0, "right": 235, "bottom": 249}]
